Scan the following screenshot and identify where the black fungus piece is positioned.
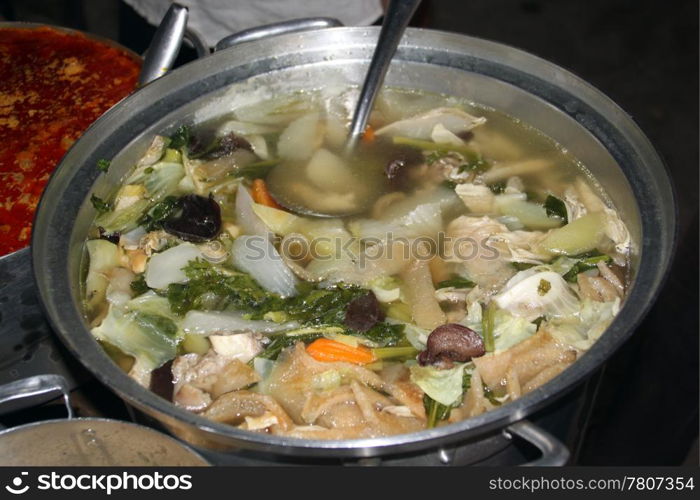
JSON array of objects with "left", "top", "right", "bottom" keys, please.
[
  {"left": 418, "top": 323, "right": 485, "bottom": 367},
  {"left": 149, "top": 360, "right": 174, "bottom": 401},
  {"left": 163, "top": 194, "right": 221, "bottom": 242},
  {"left": 205, "top": 133, "right": 253, "bottom": 159},
  {"left": 98, "top": 227, "right": 120, "bottom": 244},
  {"left": 344, "top": 291, "right": 385, "bottom": 333}
]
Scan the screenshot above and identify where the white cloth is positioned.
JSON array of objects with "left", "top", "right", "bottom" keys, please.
[{"left": 124, "top": 0, "right": 383, "bottom": 48}]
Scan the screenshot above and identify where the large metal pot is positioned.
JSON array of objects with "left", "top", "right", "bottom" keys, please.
[{"left": 32, "top": 25, "right": 675, "bottom": 462}]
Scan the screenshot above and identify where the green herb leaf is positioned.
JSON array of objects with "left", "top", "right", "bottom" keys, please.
[
  {"left": 256, "top": 333, "right": 323, "bottom": 361},
  {"left": 537, "top": 279, "right": 552, "bottom": 296},
  {"left": 489, "top": 181, "right": 506, "bottom": 194},
  {"left": 166, "top": 258, "right": 283, "bottom": 316},
  {"left": 424, "top": 394, "right": 452, "bottom": 428},
  {"left": 562, "top": 254, "right": 613, "bottom": 282},
  {"left": 90, "top": 194, "right": 112, "bottom": 215},
  {"left": 130, "top": 274, "right": 150, "bottom": 296},
  {"left": 133, "top": 312, "right": 178, "bottom": 339},
  {"left": 423, "top": 369, "right": 471, "bottom": 429},
  {"left": 97, "top": 159, "right": 111, "bottom": 173},
  {"left": 511, "top": 262, "right": 537, "bottom": 271},
  {"left": 138, "top": 196, "right": 181, "bottom": 231},
  {"left": 234, "top": 158, "right": 280, "bottom": 179},
  {"left": 361, "top": 323, "right": 405, "bottom": 347},
  {"left": 483, "top": 384, "right": 503, "bottom": 406},
  {"left": 436, "top": 276, "right": 476, "bottom": 289},
  {"left": 169, "top": 125, "right": 191, "bottom": 151},
  {"left": 544, "top": 195, "right": 568, "bottom": 223}
]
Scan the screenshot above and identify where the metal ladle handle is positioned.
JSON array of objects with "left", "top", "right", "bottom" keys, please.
[
  {"left": 346, "top": 0, "right": 422, "bottom": 151},
  {"left": 138, "top": 3, "right": 190, "bottom": 87}
]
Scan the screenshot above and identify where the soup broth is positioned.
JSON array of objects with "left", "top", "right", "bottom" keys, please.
[{"left": 82, "top": 87, "right": 630, "bottom": 439}]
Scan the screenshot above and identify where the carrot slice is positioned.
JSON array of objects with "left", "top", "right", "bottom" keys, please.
[
  {"left": 251, "top": 178, "right": 283, "bottom": 209},
  {"left": 362, "top": 124, "right": 375, "bottom": 143},
  {"left": 306, "top": 338, "right": 376, "bottom": 365}
]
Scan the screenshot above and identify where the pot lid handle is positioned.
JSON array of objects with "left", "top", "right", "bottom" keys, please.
[
  {"left": 0, "top": 374, "right": 73, "bottom": 420},
  {"left": 214, "top": 17, "right": 343, "bottom": 52}
]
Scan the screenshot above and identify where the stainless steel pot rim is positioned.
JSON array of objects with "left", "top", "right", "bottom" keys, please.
[{"left": 32, "top": 27, "right": 676, "bottom": 457}]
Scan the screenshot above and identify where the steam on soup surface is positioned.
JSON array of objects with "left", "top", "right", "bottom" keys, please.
[{"left": 83, "top": 88, "right": 630, "bottom": 439}]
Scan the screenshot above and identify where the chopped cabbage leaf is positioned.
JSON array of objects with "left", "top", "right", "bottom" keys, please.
[
  {"left": 410, "top": 363, "right": 467, "bottom": 406},
  {"left": 91, "top": 296, "right": 182, "bottom": 372}
]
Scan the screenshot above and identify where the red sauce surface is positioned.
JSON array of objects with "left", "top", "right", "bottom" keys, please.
[{"left": 0, "top": 26, "right": 140, "bottom": 255}]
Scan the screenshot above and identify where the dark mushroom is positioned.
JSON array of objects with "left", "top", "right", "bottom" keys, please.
[
  {"left": 344, "top": 292, "right": 385, "bottom": 333},
  {"left": 149, "top": 360, "right": 174, "bottom": 401},
  {"left": 418, "top": 323, "right": 485, "bottom": 367},
  {"left": 205, "top": 132, "right": 253, "bottom": 159},
  {"left": 385, "top": 158, "right": 406, "bottom": 180},
  {"left": 163, "top": 194, "right": 221, "bottom": 242}
]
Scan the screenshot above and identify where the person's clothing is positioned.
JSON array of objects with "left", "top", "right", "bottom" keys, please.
[{"left": 123, "top": 0, "right": 383, "bottom": 47}]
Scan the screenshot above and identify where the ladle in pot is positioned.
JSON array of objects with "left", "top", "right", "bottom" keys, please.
[{"left": 266, "top": 0, "right": 422, "bottom": 217}]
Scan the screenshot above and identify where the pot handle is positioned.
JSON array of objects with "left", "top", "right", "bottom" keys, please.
[
  {"left": 503, "top": 420, "right": 570, "bottom": 466},
  {"left": 214, "top": 17, "right": 343, "bottom": 52},
  {"left": 0, "top": 375, "right": 73, "bottom": 419}
]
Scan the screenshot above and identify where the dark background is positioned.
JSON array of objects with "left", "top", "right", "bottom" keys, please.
[{"left": 1, "top": 0, "right": 697, "bottom": 465}]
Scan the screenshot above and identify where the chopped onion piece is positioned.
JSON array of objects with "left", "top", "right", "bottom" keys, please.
[
  {"left": 182, "top": 310, "right": 295, "bottom": 335},
  {"left": 231, "top": 235, "right": 299, "bottom": 297},
  {"left": 145, "top": 243, "right": 203, "bottom": 289}
]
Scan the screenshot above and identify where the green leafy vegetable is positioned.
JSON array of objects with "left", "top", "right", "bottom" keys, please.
[
  {"left": 511, "top": 262, "right": 537, "bottom": 271},
  {"left": 130, "top": 274, "right": 150, "bottom": 296},
  {"left": 234, "top": 158, "right": 280, "bottom": 179},
  {"left": 90, "top": 194, "right": 112, "bottom": 215},
  {"left": 458, "top": 158, "right": 489, "bottom": 174},
  {"left": 169, "top": 125, "right": 191, "bottom": 150},
  {"left": 167, "top": 259, "right": 283, "bottom": 316},
  {"left": 426, "top": 151, "right": 449, "bottom": 164},
  {"left": 256, "top": 332, "right": 324, "bottom": 361},
  {"left": 371, "top": 345, "right": 419, "bottom": 360},
  {"left": 544, "top": 195, "right": 568, "bottom": 223},
  {"left": 138, "top": 196, "right": 181, "bottom": 231},
  {"left": 424, "top": 395, "right": 452, "bottom": 428},
  {"left": 482, "top": 301, "right": 496, "bottom": 352},
  {"left": 361, "top": 323, "right": 406, "bottom": 347},
  {"left": 436, "top": 275, "right": 476, "bottom": 289},
  {"left": 489, "top": 181, "right": 506, "bottom": 194},
  {"left": 97, "top": 159, "right": 111, "bottom": 173},
  {"left": 91, "top": 297, "right": 182, "bottom": 372},
  {"left": 423, "top": 369, "right": 472, "bottom": 428},
  {"left": 562, "top": 253, "right": 613, "bottom": 282},
  {"left": 483, "top": 385, "right": 503, "bottom": 406}
]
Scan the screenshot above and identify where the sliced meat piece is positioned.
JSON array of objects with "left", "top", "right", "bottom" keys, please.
[
  {"left": 472, "top": 330, "right": 576, "bottom": 392},
  {"left": 202, "top": 390, "right": 293, "bottom": 431}
]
